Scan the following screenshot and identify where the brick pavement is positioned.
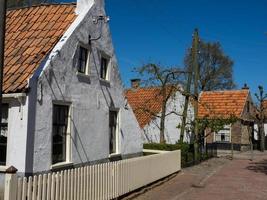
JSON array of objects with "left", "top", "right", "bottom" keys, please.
[{"left": 129, "top": 151, "right": 267, "bottom": 200}]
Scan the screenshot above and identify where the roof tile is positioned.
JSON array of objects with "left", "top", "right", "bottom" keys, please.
[
  {"left": 4, "top": 4, "right": 77, "bottom": 93},
  {"left": 198, "top": 90, "right": 249, "bottom": 118},
  {"left": 125, "top": 86, "right": 177, "bottom": 128}
]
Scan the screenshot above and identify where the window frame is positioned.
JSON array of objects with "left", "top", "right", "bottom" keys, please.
[
  {"left": 109, "top": 109, "right": 120, "bottom": 156},
  {"left": 0, "top": 103, "right": 9, "bottom": 167},
  {"left": 100, "top": 53, "right": 111, "bottom": 81},
  {"left": 77, "top": 45, "right": 90, "bottom": 76},
  {"left": 214, "top": 125, "right": 231, "bottom": 143},
  {"left": 51, "top": 102, "right": 72, "bottom": 167}
]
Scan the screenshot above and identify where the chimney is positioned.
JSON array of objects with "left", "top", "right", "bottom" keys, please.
[
  {"left": 242, "top": 83, "right": 249, "bottom": 90},
  {"left": 76, "top": 0, "right": 95, "bottom": 15},
  {"left": 131, "top": 79, "right": 141, "bottom": 89}
]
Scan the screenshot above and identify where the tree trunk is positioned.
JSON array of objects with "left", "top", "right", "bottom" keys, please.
[
  {"left": 180, "top": 69, "right": 193, "bottom": 143},
  {"left": 160, "top": 103, "right": 167, "bottom": 143},
  {"left": 259, "top": 123, "right": 265, "bottom": 151},
  {"left": 159, "top": 86, "right": 167, "bottom": 143}
]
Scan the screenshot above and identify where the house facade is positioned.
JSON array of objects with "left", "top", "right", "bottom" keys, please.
[
  {"left": 253, "top": 100, "right": 267, "bottom": 149},
  {"left": 125, "top": 80, "right": 194, "bottom": 144},
  {"left": 199, "top": 89, "right": 254, "bottom": 153},
  {"left": 0, "top": 0, "right": 142, "bottom": 195}
]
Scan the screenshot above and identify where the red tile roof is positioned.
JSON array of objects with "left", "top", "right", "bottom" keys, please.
[
  {"left": 198, "top": 90, "right": 249, "bottom": 119},
  {"left": 125, "top": 87, "right": 163, "bottom": 128},
  {"left": 4, "top": 4, "right": 77, "bottom": 93},
  {"left": 125, "top": 86, "right": 178, "bottom": 128}
]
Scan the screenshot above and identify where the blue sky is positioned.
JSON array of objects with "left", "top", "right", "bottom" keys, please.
[{"left": 69, "top": 0, "right": 267, "bottom": 95}]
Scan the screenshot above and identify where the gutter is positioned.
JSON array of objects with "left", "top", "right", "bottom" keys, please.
[{"left": 3, "top": 93, "right": 26, "bottom": 99}]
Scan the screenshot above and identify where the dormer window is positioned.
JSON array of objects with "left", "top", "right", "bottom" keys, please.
[
  {"left": 100, "top": 56, "right": 110, "bottom": 80},
  {"left": 77, "top": 46, "right": 89, "bottom": 74}
]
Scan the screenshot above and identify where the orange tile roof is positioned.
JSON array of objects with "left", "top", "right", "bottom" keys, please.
[
  {"left": 4, "top": 4, "right": 77, "bottom": 93},
  {"left": 198, "top": 90, "right": 249, "bottom": 119},
  {"left": 125, "top": 86, "right": 178, "bottom": 128}
]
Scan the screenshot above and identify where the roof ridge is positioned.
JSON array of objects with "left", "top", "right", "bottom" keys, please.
[
  {"left": 7, "top": 2, "right": 76, "bottom": 11},
  {"left": 125, "top": 84, "right": 183, "bottom": 91},
  {"left": 200, "top": 89, "right": 249, "bottom": 93}
]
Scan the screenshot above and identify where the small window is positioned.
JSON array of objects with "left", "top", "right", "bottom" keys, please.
[
  {"left": 215, "top": 125, "right": 231, "bottom": 143},
  {"left": 109, "top": 110, "right": 119, "bottom": 154},
  {"left": 100, "top": 56, "right": 109, "bottom": 80},
  {"left": 247, "top": 102, "right": 250, "bottom": 113},
  {"left": 0, "top": 104, "right": 8, "bottom": 166},
  {"left": 77, "top": 47, "right": 89, "bottom": 74},
  {"left": 52, "top": 105, "right": 70, "bottom": 165}
]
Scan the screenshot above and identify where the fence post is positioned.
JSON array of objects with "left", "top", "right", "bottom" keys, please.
[{"left": 4, "top": 166, "right": 18, "bottom": 200}]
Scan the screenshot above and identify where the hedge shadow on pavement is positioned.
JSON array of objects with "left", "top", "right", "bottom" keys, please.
[{"left": 246, "top": 159, "right": 267, "bottom": 175}]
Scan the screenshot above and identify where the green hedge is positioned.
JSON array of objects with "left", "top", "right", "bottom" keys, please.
[
  {"left": 143, "top": 143, "right": 216, "bottom": 167},
  {"left": 143, "top": 143, "right": 194, "bottom": 167},
  {"left": 143, "top": 143, "right": 190, "bottom": 152}
]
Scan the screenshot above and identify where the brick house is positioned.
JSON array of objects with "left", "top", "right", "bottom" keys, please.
[
  {"left": 125, "top": 79, "right": 194, "bottom": 144},
  {"left": 199, "top": 89, "right": 254, "bottom": 153}
]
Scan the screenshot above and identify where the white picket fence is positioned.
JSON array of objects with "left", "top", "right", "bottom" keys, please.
[{"left": 4, "top": 150, "right": 181, "bottom": 200}]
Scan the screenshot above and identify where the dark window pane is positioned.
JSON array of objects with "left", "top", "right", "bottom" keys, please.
[
  {"left": 100, "top": 57, "right": 108, "bottom": 79},
  {"left": 0, "top": 104, "right": 8, "bottom": 165},
  {"left": 109, "top": 111, "right": 117, "bottom": 154},
  {"left": 78, "top": 47, "right": 88, "bottom": 74},
  {"left": 0, "top": 136, "right": 7, "bottom": 165},
  {"left": 52, "top": 105, "right": 69, "bottom": 164}
]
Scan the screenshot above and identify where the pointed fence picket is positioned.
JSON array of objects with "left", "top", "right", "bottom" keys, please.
[{"left": 4, "top": 150, "right": 181, "bottom": 200}]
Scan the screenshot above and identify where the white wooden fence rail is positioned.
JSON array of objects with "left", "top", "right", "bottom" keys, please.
[{"left": 4, "top": 150, "right": 181, "bottom": 200}]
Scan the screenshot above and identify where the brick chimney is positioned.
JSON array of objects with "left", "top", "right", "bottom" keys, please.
[
  {"left": 242, "top": 83, "right": 249, "bottom": 90},
  {"left": 131, "top": 79, "right": 141, "bottom": 89}
]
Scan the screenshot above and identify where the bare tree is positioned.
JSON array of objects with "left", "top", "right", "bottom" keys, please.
[
  {"left": 135, "top": 63, "right": 186, "bottom": 143},
  {"left": 254, "top": 85, "right": 267, "bottom": 151},
  {"left": 184, "top": 41, "right": 235, "bottom": 91}
]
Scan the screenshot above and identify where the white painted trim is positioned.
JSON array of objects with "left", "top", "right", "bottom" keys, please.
[
  {"left": 51, "top": 103, "right": 72, "bottom": 166},
  {"left": 116, "top": 109, "right": 121, "bottom": 154},
  {"left": 109, "top": 109, "right": 120, "bottom": 155},
  {"left": 50, "top": 162, "right": 73, "bottom": 170},
  {"left": 99, "top": 51, "right": 112, "bottom": 81},
  {"left": 77, "top": 45, "right": 92, "bottom": 76},
  {"left": 0, "top": 165, "right": 7, "bottom": 172},
  {"left": 143, "top": 149, "right": 168, "bottom": 154},
  {"left": 2, "top": 93, "right": 26, "bottom": 99},
  {"left": 108, "top": 153, "right": 121, "bottom": 158}
]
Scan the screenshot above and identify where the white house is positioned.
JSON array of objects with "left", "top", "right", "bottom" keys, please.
[
  {"left": 125, "top": 80, "right": 194, "bottom": 144},
  {"left": 0, "top": 0, "right": 142, "bottom": 195}
]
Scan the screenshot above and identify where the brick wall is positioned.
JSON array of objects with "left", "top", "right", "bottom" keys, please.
[{"left": 231, "top": 121, "right": 242, "bottom": 144}]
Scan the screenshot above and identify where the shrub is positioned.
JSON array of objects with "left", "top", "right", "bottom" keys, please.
[{"left": 143, "top": 143, "right": 194, "bottom": 167}]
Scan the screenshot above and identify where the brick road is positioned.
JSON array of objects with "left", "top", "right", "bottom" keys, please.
[{"left": 129, "top": 151, "right": 267, "bottom": 200}]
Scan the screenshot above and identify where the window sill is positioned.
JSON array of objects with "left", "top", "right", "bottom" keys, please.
[
  {"left": 76, "top": 72, "right": 91, "bottom": 84},
  {"left": 99, "top": 79, "right": 110, "bottom": 87},
  {"left": 0, "top": 166, "right": 8, "bottom": 172},
  {"left": 51, "top": 162, "right": 73, "bottom": 170},
  {"left": 109, "top": 153, "right": 121, "bottom": 158}
]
